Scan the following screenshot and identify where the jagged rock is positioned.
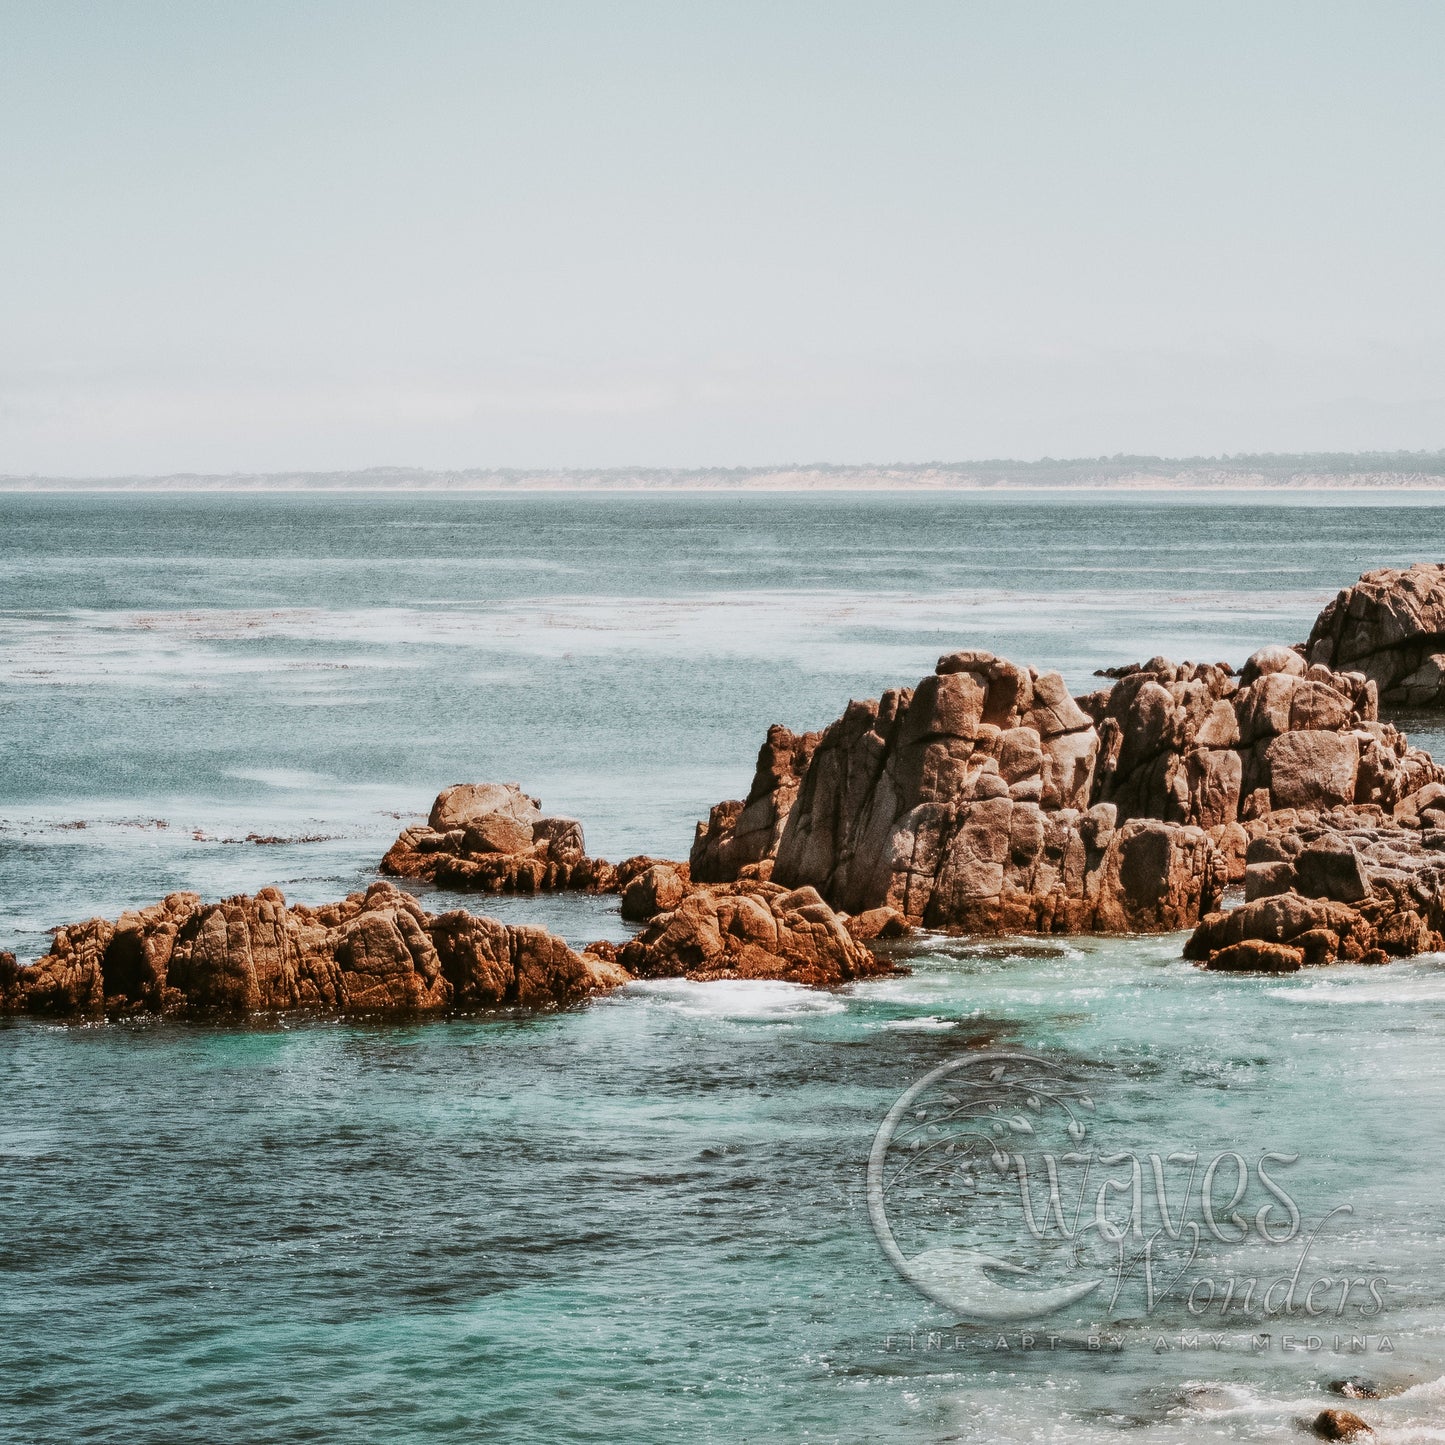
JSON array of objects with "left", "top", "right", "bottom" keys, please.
[
  {"left": 616, "top": 881, "right": 895, "bottom": 986},
  {"left": 1312, "top": 1407, "right": 1375, "bottom": 1440},
  {"left": 693, "top": 639, "right": 1443, "bottom": 929},
  {"left": 693, "top": 651, "right": 1222, "bottom": 934},
  {"left": 1078, "top": 648, "right": 1429, "bottom": 832},
  {"left": 1307, "top": 562, "right": 1445, "bottom": 709},
  {"left": 691, "top": 725, "right": 819, "bottom": 882},
  {"left": 381, "top": 782, "right": 616, "bottom": 893},
  {"left": 2, "top": 883, "right": 626, "bottom": 1019}
]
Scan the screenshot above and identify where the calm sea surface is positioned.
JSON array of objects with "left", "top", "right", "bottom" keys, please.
[{"left": 3, "top": 490, "right": 1445, "bottom": 1442}]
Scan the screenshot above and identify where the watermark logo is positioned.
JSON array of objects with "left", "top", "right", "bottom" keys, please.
[{"left": 867, "top": 1051, "right": 1385, "bottom": 1327}]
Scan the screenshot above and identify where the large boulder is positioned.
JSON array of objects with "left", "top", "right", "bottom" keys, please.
[
  {"left": 1, "top": 883, "right": 626, "bottom": 1019},
  {"left": 1307, "top": 562, "right": 1445, "bottom": 709},
  {"left": 618, "top": 857, "right": 690, "bottom": 921},
  {"left": 1312, "top": 1407, "right": 1375, "bottom": 1441},
  {"left": 381, "top": 782, "right": 615, "bottom": 893},
  {"left": 616, "top": 881, "right": 895, "bottom": 986}
]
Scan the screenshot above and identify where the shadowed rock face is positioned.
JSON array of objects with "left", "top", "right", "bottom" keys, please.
[
  {"left": 0, "top": 883, "right": 628, "bottom": 1019},
  {"left": 1307, "top": 562, "right": 1445, "bottom": 709},
  {"left": 381, "top": 782, "right": 617, "bottom": 893}
]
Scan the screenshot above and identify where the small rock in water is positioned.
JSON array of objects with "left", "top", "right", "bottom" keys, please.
[
  {"left": 1328, "top": 1377, "right": 1382, "bottom": 1400},
  {"left": 1312, "top": 1406, "right": 1375, "bottom": 1440}
]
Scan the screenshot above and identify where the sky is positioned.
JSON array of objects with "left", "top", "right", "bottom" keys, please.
[{"left": 2, "top": 0, "right": 1443, "bottom": 475}]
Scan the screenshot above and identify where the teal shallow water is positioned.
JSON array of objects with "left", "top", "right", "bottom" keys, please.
[{"left": 3, "top": 491, "right": 1445, "bottom": 1442}]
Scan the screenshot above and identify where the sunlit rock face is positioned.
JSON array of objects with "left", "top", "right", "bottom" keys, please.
[{"left": 1307, "top": 561, "right": 1445, "bottom": 709}]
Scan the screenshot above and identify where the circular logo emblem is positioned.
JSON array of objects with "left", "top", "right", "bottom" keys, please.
[{"left": 867, "top": 1050, "right": 1104, "bottom": 1323}]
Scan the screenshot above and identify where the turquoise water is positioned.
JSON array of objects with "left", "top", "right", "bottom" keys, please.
[{"left": 4, "top": 491, "right": 1445, "bottom": 1442}]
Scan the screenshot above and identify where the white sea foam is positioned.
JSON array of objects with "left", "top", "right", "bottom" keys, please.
[
  {"left": 1267, "top": 966, "right": 1445, "bottom": 1005},
  {"left": 620, "top": 977, "right": 849, "bottom": 1020}
]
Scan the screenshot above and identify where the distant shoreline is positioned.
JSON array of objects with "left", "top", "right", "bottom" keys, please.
[
  {"left": 7, "top": 480, "right": 1445, "bottom": 494},
  {"left": 4, "top": 452, "right": 1445, "bottom": 492}
]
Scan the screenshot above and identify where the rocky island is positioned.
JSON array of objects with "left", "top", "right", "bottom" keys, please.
[{"left": 8, "top": 560, "right": 1445, "bottom": 1018}]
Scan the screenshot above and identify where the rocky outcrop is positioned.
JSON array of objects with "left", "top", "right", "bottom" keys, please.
[
  {"left": 1184, "top": 800, "right": 1445, "bottom": 970},
  {"left": 690, "top": 724, "right": 819, "bottom": 882},
  {"left": 0, "top": 882, "right": 628, "bottom": 1019},
  {"left": 381, "top": 782, "right": 616, "bottom": 892},
  {"left": 1307, "top": 562, "right": 1445, "bottom": 709},
  {"left": 1077, "top": 646, "right": 1440, "bottom": 832},
  {"left": 692, "top": 642, "right": 1444, "bottom": 937},
  {"left": 0, "top": 868, "right": 901, "bottom": 1018},
  {"left": 694, "top": 651, "right": 1225, "bottom": 933},
  {"left": 617, "top": 880, "right": 896, "bottom": 986}
]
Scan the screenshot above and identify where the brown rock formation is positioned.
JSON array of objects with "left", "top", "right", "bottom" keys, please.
[
  {"left": 1184, "top": 800, "right": 1445, "bottom": 970},
  {"left": 0, "top": 882, "right": 627, "bottom": 1019},
  {"left": 692, "top": 642, "right": 1444, "bottom": 937},
  {"left": 1, "top": 869, "right": 899, "bottom": 1018},
  {"left": 617, "top": 857, "right": 690, "bottom": 921},
  {"left": 616, "top": 881, "right": 896, "bottom": 986},
  {"left": 690, "top": 724, "right": 819, "bottom": 882},
  {"left": 694, "top": 651, "right": 1224, "bottom": 933},
  {"left": 843, "top": 906, "right": 912, "bottom": 942},
  {"left": 1307, "top": 562, "right": 1445, "bottom": 708},
  {"left": 1077, "top": 647, "right": 1438, "bottom": 831},
  {"left": 381, "top": 782, "right": 616, "bottom": 892}
]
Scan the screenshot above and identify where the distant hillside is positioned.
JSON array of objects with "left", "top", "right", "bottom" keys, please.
[{"left": 4, "top": 451, "right": 1445, "bottom": 491}]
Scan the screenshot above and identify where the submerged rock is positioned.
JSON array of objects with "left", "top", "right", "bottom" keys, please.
[
  {"left": 1312, "top": 1407, "right": 1375, "bottom": 1440},
  {"left": 0, "top": 882, "right": 627, "bottom": 1019},
  {"left": 1307, "top": 562, "right": 1445, "bottom": 709},
  {"left": 1328, "top": 1379, "right": 1382, "bottom": 1401},
  {"left": 380, "top": 782, "right": 617, "bottom": 892}
]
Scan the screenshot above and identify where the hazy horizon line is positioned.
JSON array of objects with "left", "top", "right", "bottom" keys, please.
[{"left": 5, "top": 448, "right": 1445, "bottom": 491}]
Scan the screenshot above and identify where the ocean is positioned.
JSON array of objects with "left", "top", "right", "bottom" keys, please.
[{"left": 3, "top": 489, "right": 1445, "bottom": 1442}]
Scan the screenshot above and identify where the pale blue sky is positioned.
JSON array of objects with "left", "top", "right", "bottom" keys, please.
[{"left": 2, "top": 1, "right": 1443, "bottom": 473}]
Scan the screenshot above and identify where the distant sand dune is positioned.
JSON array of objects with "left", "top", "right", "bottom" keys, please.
[{"left": 4, "top": 452, "right": 1445, "bottom": 491}]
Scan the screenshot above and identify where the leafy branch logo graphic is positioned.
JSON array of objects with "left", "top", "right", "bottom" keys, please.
[{"left": 867, "top": 1051, "right": 1105, "bottom": 1323}]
